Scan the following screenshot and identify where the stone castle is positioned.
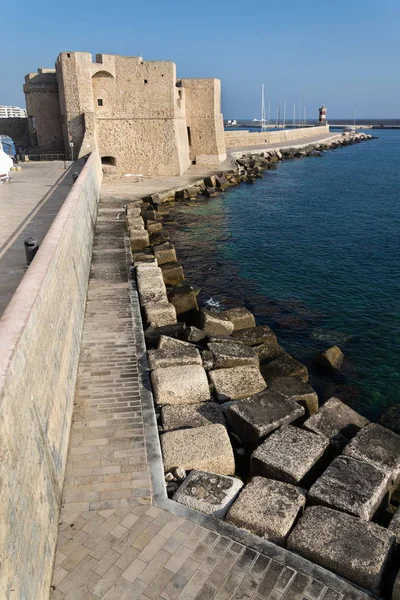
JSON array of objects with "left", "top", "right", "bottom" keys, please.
[{"left": 23, "top": 52, "right": 227, "bottom": 175}]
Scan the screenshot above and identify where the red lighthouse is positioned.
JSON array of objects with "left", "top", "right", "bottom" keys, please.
[{"left": 319, "top": 106, "right": 327, "bottom": 124}]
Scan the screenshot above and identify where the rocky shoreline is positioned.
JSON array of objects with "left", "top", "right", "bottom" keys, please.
[{"left": 125, "top": 132, "right": 400, "bottom": 598}]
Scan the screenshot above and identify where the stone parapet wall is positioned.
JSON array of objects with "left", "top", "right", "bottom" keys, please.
[
  {"left": 225, "top": 124, "right": 330, "bottom": 148},
  {"left": 0, "top": 151, "right": 102, "bottom": 599}
]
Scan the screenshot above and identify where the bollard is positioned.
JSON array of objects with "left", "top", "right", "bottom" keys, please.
[
  {"left": 24, "top": 237, "right": 39, "bottom": 266},
  {"left": 72, "top": 172, "right": 79, "bottom": 183}
]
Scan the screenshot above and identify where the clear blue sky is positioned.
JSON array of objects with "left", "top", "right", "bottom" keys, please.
[{"left": 2, "top": 0, "right": 399, "bottom": 119}]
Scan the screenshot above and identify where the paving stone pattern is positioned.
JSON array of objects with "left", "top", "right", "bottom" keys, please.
[{"left": 51, "top": 193, "right": 359, "bottom": 599}]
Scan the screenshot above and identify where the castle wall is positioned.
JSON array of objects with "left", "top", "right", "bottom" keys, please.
[
  {"left": 23, "top": 70, "right": 64, "bottom": 150},
  {"left": 0, "top": 152, "right": 102, "bottom": 599},
  {"left": 181, "top": 78, "right": 226, "bottom": 165}
]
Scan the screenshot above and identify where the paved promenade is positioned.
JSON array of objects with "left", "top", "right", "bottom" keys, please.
[
  {"left": 51, "top": 152, "right": 371, "bottom": 599},
  {"left": 0, "top": 161, "right": 76, "bottom": 315}
]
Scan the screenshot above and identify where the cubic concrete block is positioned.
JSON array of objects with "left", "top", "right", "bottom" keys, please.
[
  {"left": 251, "top": 425, "right": 329, "bottom": 485},
  {"left": 200, "top": 309, "right": 234, "bottom": 336},
  {"left": 393, "top": 572, "right": 400, "bottom": 600},
  {"left": 144, "top": 323, "right": 186, "bottom": 348},
  {"left": 157, "top": 335, "right": 193, "bottom": 351},
  {"left": 209, "top": 365, "right": 266, "bottom": 402},
  {"left": 260, "top": 352, "right": 308, "bottom": 383},
  {"left": 226, "top": 477, "right": 306, "bottom": 546},
  {"left": 314, "top": 345, "right": 344, "bottom": 370},
  {"left": 160, "top": 261, "right": 185, "bottom": 286},
  {"left": 221, "top": 307, "right": 256, "bottom": 330},
  {"left": 161, "top": 424, "right": 235, "bottom": 475},
  {"left": 152, "top": 242, "right": 177, "bottom": 265},
  {"left": 287, "top": 506, "right": 396, "bottom": 592},
  {"left": 344, "top": 424, "right": 400, "bottom": 488},
  {"left": 231, "top": 325, "right": 277, "bottom": 347},
  {"left": 167, "top": 284, "right": 199, "bottom": 319},
  {"left": 151, "top": 365, "right": 210, "bottom": 405},
  {"left": 308, "top": 456, "right": 390, "bottom": 520},
  {"left": 254, "top": 341, "right": 285, "bottom": 364},
  {"left": 130, "top": 229, "right": 150, "bottom": 251},
  {"left": 173, "top": 470, "right": 243, "bottom": 518},
  {"left": 208, "top": 341, "right": 259, "bottom": 369},
  {"left": 147, "top": 345, "right": 201, "bottom": 370},
  {"left": 144, "top": 302, "right": 177, "bottom": 328},
  {"left": 389, "top": 506, "right": 400, "bottom": 542},
  {"left": 303, "top": 397, "right": 369, "bottom": 449},
  {"left": 226, "top": 388, "right": 304, "bottom": 447},
  {"left": 269, "top": 377, "right": 318, "bottom": 416},
  {"left": 161, "top": 402, "right": 226, "bottom": 431}
]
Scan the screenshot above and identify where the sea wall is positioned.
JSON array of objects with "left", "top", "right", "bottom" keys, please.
[
  {"left": 0, "top": 151, "right": 102, "bottom": 599},
  {"left": 225, "top": 124, "right": 330, "bottom": 147}
]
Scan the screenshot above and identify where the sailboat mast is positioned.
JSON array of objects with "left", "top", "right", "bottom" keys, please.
[{"left": 261, "top": 83, "right": 266, "bottom": 131}]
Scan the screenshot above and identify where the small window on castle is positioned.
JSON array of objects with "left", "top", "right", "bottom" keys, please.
[
  {"left": 144, "top": 79, "right": 148, "bottom": 84},
  {"left": 67, "top": 53, "right": 71, "bottom": 58},
  {"left": 97, "top": 99, "right": 103, "bottom": 106}
]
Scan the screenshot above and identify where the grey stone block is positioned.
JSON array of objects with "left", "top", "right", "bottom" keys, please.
[
  {"left": 269, "top": 377, "right": 318, "bottom": 417},
  {"left": 147, "top": 345, "right": 202, "bottom": 370},
  {"left": 161, "top": 424, "right": 235, "bottom": 475},
  {"left": 207, "top": 341, "right": 259, "bottom": 369},
  {"left": 160, "top": 261, "right": 185, "bottom": 286},
  {"left": 221, "top": 307, "right": 256, "bottom": 330},
  {"left": 287, "top": 506, "right": 396, "bottom": 592},
  {"left": 388, "top": 506, "right": 400, "bottom": 542},
  {"left": 308, "top": 456, "right": 390, "bottom": 520},
  {"left": 161, "top": 402, "right": 226, "bottom": 431},
  {"left": 254, "top": 341, "right": 286, "bottom": 364},
  {"left": 209, "top": 365, "right": 266, "bottom": 402},
  {"left": 152, "top": 241, "right": 177, "bottom": 265},
  {"left": 260, "top": 352, "right": 308, "bottom": 383},
  {"left": 173, "top": 470, "right": 243, "bottom": 518},
  {"left": 144, "top": 323, "right": 186, "bottom": 348},
  {"left": 226, "top": 388, "right": 304, "bottom": 447},
  {"left": 393, "top": 571, "right": 400, "bottom": 600},
  {"left": 314, "top": 345, "right": 344, "bottom": 370},
  {"left": 251, "top": 425, "right": 329, "bottom": 485},
  {"left": 200, "top": 309, "right": 234, "bottom": 336},
  {"left": 183, "top": 326, "right": 206, "bottom": 343},
  {"left": 303, "top": 397, "right": 369, "bottom": 449},
  {"left": 157, "top": 335, "right": 193, "bottom": 351},
  {"left": 151, "top": 365, "right": 210, "bottom": 405},
  {"left": 344, "top": 423, "right": 400, "bottom": 488},
  {"left": 167, "top": 285, "right": 199, "bottom": 318},
  {"left": 226, "top": 477, "right": 306, "bottom": 546},
  {"left": 144, "top": 302, "right": 177, "bottom": 328},
  {"left": 231, "top": 325, "right": 277, "bottom": 347}
]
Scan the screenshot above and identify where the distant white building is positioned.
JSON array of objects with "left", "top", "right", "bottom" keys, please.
[{"left": 0, "top": 105, "right": 27, "bottom": 118}]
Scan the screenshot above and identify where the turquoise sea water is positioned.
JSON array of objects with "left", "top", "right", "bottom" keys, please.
[{"left": 167, "top": 130, "right": 400, "bottom": 420}]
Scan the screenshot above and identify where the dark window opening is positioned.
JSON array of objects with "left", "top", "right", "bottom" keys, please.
[
  {"left": 97, "top": 99, "right": 103, "bottom": 106},
  {"left": 144, "top": 79, "right": 148, "bottom": 84},
  {"left": 187, "top": 126, "right": 192, "bottom": 147},
  {"left": 67, "top": 53, "right": 71, "bottom": 58},
  {"left": 101, "top": 156, "right": 116, "bottom": 166}
]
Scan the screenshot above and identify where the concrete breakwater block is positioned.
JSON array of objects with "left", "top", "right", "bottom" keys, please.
[
  {"left": 231, "top": 325, "right": 277, "bottom": 347},
  {"left": 314, "top": 345, "right": 344, "bottom": 370},
  {"left": 303, "top": 396, "right": 369, "bottom": 450},
  {"left": 167, "top": 285, "right": 199, "bottom": 319},
  {"left": 161, "top": 424, "right": 235, "bottom": 475},
  {"left": 208, "top": 341, "right": 259, "bottom": 369},
  {"left": 145, "top": 323, "right": 186, "bottom": 348},
  {"left": 161, "top": 402, "right": 226, "bottom": 431},
  {"left": 152, "top": 241, "right": 177, "bottom": 265},
  {"left": 220, "top": 307, "right": 256, "bottom": 330},
  {"left": 287, "top": 506, "right": 396, "bottom": 592},
  {"left": 226, "top": 477, "right": 306, "bottom": 546},
  {"left": 147, "top": 345, "right": 201, "bottom": 370},
  {"left": 144, "top": 302, "right": 177, "bottom": 328},
  {"left": 209, "top": 365, "right": 266, "bottom": 402},
  {"left": 308, "top": 456, "right": 390, "bottom": 521},
  {"left": 130, "top": 228, "right": 150, "bottom": 251},
  {"left": 254, "top": 340, "right": 285, "bottom": 364},
  {"left": 260, "top": 352, "right": 309, "bottom": 383},
  {"left": 160, "top": 261, "right": 184, "bottom": 286},
  {"left": 157, "top": 335, "right": 193, "bottom": 351},
  {"left": 173, "top": 470, "right": 243, "bottom": 518},
  {"left": 389, "top": 506, "right": 400, "bottom": 542},
  {"left": 152, "top": 364, "right": 210, "bottom": 405},
  {"left": 200, "top": 309, "right": 234, "bottom": 336},
  {"left": 251, "top": 425, "right": 329, "bottom": 485},
  {"left": 269, "top": 377, "right": 318, "bottom": 417},
  {"left": 226, "top": 388, "right": 304, "bottom": 448},
  {"left": 344, "top": 423, "right": 400, "bottom": 488}
]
